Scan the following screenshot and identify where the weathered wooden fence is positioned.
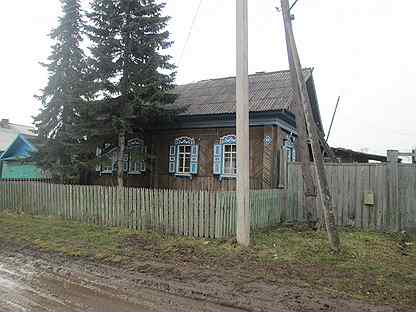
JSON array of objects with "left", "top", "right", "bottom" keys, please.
[
  {"left": 1, "top": 157, "right": 416, "bottom": 238},
  {"left": 285, "top": 162, "right": 416, "bottom": 232},
  {"left": 0, "top": 181, "right": 287, "bottom": 239}
]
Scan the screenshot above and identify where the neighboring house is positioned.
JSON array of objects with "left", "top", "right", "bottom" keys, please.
[
  {"left": 331, "top": 148, "right": 387, "bottom": 163},
  {"left": 95, "top": 68, "right": 324, "bottom": 191},
  {"left": 0, "top": 119, "right": 44, "bottom": 179}
]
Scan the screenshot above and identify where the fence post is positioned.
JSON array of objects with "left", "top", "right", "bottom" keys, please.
[{"left": 387, "top": 150, "right": 400, "bottom": 231}]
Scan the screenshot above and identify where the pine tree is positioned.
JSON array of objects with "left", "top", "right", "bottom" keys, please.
[
  {"left": 34, "top": 0, "right": 89, "bottom": 182},
  {"left": 87, "top": 0, "right": 176, "bottom": 187}
]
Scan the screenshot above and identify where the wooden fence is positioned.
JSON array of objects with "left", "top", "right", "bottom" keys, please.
[
  {"left": 285, "top": 162, "right": 416, "bottom": 232},
  {"left": 1, "top": 158, "right": 416, "bottom": 238},
  {"left": 0, "top": 181, "right": 287, "bottom": 239}
]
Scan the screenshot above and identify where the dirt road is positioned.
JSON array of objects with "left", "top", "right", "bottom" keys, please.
[
  {"left": 0, "top": 253, "right": 242, "bottom": 312},
  {"left": 0, "top": 247, "right": 404, "bottom": 312}
]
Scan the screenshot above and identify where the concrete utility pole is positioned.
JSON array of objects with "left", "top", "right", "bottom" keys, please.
[
  {"left": 236, "top": 0, "right": 250, "bottom": 247},
  {"left": 281, "top": 0, "right": 341, "bottom": 252}
]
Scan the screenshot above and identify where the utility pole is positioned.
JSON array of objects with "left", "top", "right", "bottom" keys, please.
[
  {"left": 326, "top": 96, "right": 341, "bottom": 143},
  {"left": 280, "top": 9, "right": 317, "bottom": 225},
  {"left": 281, "top": 0, "right": 341, "bottom": 252},
  {"left": 236, "top": 0, "right": 250, "bottom": 247}
]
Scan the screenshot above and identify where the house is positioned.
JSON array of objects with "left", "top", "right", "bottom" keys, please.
[
  {"left": 331, "top": 147, "right": 387, "bottom": 163},
  {"left": 0, "top": 119, "right": 44, "bottom": 179},
  {"left": 95, "top": 68, "right": 324, "bottom": 191}
]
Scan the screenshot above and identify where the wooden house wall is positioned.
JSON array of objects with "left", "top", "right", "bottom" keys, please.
[{"left": 95, "top": 125, "right": 287, "bottom": 191}]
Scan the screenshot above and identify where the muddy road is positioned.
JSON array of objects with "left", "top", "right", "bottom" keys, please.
[
  {"left": 0, "top": 253, "right": 242, "bottom": 312},
  {"left": 0, "top": 248, "right": 404, "bottom": 312}
]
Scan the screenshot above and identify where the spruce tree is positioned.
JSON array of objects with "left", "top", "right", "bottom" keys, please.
[
  {"left": 34, "top": 0, "right": 89, "bottom": 182},
  {"left": 87, "top": 0, "right": 176, "bottom": 187}
]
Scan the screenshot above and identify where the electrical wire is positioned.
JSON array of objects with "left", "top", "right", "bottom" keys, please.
[{"left": 177, "top": 0, "right": 204, "bottom": 68}]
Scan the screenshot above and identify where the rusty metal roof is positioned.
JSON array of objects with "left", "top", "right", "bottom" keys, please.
[{"left": 174, "top": 69, "right": 313, "bottom": 116}]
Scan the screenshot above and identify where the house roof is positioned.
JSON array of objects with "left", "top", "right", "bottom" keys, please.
[
  {"left": 0, "top": 121, "right": 36, "bottom": 152},
  {"left": 174, "top": 68, "right": 313, "bottom": 116},
  {"left": 332, "top": 147, "right": 388, "bottom": 163},
  {"left": 0, "top": 134, "right": 38, "bottom": 161}
]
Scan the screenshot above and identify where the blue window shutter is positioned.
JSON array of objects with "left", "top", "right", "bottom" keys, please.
[
  {"left": 112, "top": 150, "right": 118, "bottom": 172},
  {"left": 140, "top": 146, "right": 147, "bottom": 172},
  {"left": 168, "top": 145, "right": 176, "bottom": 174},
  {"left": 123, "top": 153, "right": 129, "bottom": 172},
  {"left": 190, "top": 145, "right": 199, "bottom": 175},
  {"left": 213, "top": 144, "right": 223, "bottom": 175}
]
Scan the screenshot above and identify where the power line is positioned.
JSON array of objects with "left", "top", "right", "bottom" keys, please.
[
  {"left": 177, "top": 0, "right": 204, "bottom": 68},
  {"left": 290, "top": 0, "right": 300, "bottom": 11}
]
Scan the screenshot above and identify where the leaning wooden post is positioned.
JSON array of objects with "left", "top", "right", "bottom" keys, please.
[
  {"left": 387, "top": 150, "right": 400, "bottom": 231},
  {"left": 281, "top": 0, "right": 340, "bottom": 252},
  {"left": 279, "top": 2, "right": 317, "bottom": 224},
  {"left": 236, "top": 0, "right": 250, "bottom": 246}
]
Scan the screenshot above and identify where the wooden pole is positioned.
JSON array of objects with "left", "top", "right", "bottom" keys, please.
[
  {"left": 387, "top": 150, "right": 400, "bottom": 231},
  {"left": 326, "top": 96, "right": 341, "bottom": 143},
  {"left": 281, "top": 0, "right": 340, "bottom": 252},
  {"left": 236, "top": 0, "right": 250, "bottom": 247},
  {"left": 280, "top": 5, "right": 317, "bottom": 224}
]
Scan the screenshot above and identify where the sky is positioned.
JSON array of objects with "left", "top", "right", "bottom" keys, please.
[{"left": 0, "top": 0, "right": 415, "bottom": 156}]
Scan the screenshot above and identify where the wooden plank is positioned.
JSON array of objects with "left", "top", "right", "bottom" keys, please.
[
  {"left": 209, "top": 191, "right": 215, "bottom": 238},
  {"left": 193, "top": 191, "right": 199, "bottom": 237},
  {"left": 204, "top": 191, "right": 209, "bottom": 238},
  {"left": 163, "top": 189, "right": 169, "bottom": 234},
  {"left": 362, "top": 165, "right": 370, "bottom": 230},
  {"left": 188, "top": 190, "right": 194, "bottom": 237},
  {"left": 214, "top": 192, "right": 222, "bottom": 238},
  {"left": 178, "top": 190, "right": 184, "bottom": 235},
  {"left": 183, "top": 190, "right": 189, "bottom": 236}
]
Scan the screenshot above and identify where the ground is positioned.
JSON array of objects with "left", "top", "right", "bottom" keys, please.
[{"left": 0, "top": 213, "right": 414, "bottom": 312}]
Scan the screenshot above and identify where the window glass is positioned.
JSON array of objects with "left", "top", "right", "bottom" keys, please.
[
  {"left": 129, "top": 148, "right": 143, "bottom": 173},
  {"left": 223, "top": 144, "right": 237, "bottom": 175},
  {"left": 177, "top": 145, "right": 192, "bottom": 174},
  {"left": 102, "top": 154, "right": 113, "bottom": 172}
]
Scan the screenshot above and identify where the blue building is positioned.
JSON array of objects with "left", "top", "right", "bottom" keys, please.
[{"left": 0, "top": 119, "right": 44, "bottom": 179}]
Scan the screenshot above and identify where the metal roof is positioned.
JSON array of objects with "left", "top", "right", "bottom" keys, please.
[
  {"left": 0, "top": 122, "right": 36, "bottom": 152},
  {"left": 174, "top": 69, "right": 313, "bottom": 116}
]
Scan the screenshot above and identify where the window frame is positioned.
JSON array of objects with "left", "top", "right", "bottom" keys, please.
[
  {"left": 222, "top": 143, "right": 237, "bottom": 177},
  {"left": 128, "top": 138, "right": 146, "bottom": 175},
  {"left": 172, "top": 136, "right": 197, "bottom": 177},
  {"left": 98, "top": 138, "right": 146, "bottom": 176},
  {"left": 176, "top": 144, "right": 192, "bottom": 175},
  {"left": 283, "top": 133, "right": 296, "bottom": 162},
  {"left": 215, "top": 134, "right": 237, "bottom": 179}
]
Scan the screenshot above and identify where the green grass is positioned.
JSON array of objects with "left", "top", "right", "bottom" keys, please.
[{"left": 0, "top": 213, "right": 414, "bottom": 308}]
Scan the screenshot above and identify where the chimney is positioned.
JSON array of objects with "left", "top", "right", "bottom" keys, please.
[{"left": 0, "top": 119, "right": 9, "bottom": 128}]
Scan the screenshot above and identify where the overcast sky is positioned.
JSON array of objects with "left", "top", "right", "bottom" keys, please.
[{"left": 0, "top": 0, "right": 415, "bottom": 156}]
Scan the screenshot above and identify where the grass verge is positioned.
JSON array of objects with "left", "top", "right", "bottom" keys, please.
[{"left": 0, "top": 213, "right": 414, "bottom": 308}]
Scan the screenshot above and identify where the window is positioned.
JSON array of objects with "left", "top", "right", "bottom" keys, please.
[
  {"left": 97, "top": 138, "right": 146, "bottom": 175},
  {"left": 128, "top": 139, "right": 146, "bottom": 174},
  {"left": 100, "top": 149, "right": 117, "bottom": 174},
  {"left": 283, "top": 133, "right": 296, "bottom": 162},
  {"left": 169, "top": 137, "right": 199, "bottom": 177},
  {"left": 223, "top": 144, "right": 237, "bottom": 176},
  {"left": 213, "top": 134, "right": 237, "bottom": 179},
  {"left": 177, "top": 145, "right": 192, "bottom": 174}
]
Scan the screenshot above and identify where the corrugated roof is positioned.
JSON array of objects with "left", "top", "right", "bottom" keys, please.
[
  {"left": 0, "top": 122, "right": 36, "bottom": 152},
  {"left": 174, "top": 69, "right": 312, "bottom": 116}
]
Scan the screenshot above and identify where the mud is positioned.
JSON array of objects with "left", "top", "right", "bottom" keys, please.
[{"left": 0, "top": 245, "right": 408, "bottom": 312}]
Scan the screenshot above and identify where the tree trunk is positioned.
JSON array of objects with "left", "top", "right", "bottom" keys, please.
[{"left": 117, "top": 130, "right": 126, "bottom": 188}]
